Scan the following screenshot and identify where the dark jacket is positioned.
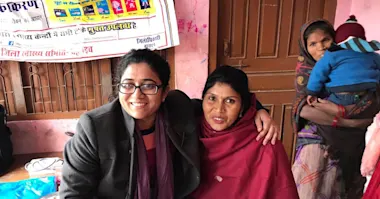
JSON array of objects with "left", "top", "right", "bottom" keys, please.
[{"left": 59, "top": 90, "right": 200, "bottom": 199}]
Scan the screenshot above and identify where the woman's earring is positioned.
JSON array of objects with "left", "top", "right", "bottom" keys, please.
[{"left": 239, "top": 111, "right": 243, "bottom": 118}]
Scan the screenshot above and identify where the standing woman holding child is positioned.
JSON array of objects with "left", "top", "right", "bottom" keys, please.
[{"left": 292, "top": 18, "right": 379, "bottom": 199}]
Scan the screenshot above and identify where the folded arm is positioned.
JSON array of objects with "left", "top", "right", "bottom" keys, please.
[{"left": 300, "top": 99, "right": 373, "bottom": 128}]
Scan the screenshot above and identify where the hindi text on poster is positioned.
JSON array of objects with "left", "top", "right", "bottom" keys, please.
[{"left": 0, "top": 0, "right": 179, "bottom": 62}]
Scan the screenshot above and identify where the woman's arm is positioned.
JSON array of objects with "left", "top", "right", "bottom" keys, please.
[
  {"left": 339, "top": 118, "right": 373, "bottom": 129},
  {"left": 191, "top": 98, "right": 203, "bottom": 117},
  {"left": 255, "top": 99, "right": 279, "bottom": 145},
  {"left": 256, "top": 99, "right": 267, "bottom": 111},
  {"left": 255, "top": 109, "right": 279, "bottom": 145},
  {"left": 299, "top": 105, "right": 336, "bottom": 125},
  {"left": 300, "top": 99, "right": 373, "bottom": 128}
]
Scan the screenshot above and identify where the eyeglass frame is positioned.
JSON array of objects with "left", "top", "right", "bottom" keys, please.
[{"left": 117, "top": 83, "right": 163, "bottom": 95}]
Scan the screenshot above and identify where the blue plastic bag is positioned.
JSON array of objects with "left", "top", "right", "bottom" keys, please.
[{"left": 0, "top": 176, "right": 56, "bottom": 199}]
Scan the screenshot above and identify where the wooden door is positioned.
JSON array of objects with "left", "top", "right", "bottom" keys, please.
[{"left": 210, "top": 0, "right": 337, "bottom": 162}]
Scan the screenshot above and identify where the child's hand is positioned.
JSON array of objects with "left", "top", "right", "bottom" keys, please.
[{"left": 306, "top": 95, "right": 316, "bottom": 106}]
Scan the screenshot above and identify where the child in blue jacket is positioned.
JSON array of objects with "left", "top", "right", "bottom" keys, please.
[{"left": 307, "top": 15, "right": 380, "bottom": 106}]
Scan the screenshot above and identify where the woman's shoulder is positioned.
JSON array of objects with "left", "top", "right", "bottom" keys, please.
[
  {"left": 84, "top": 98, "right": 123, "bottom": 120},
  {"left": 166, "top": 90, "right": 203, "bottom": 117},
  {"left": 165, "top": 90, "right": 197, "bottom": 127},
  {"left": 191, "top": 98, "right": 203, "bottom": 117},
  {"left": 77, "top": 99, "right": 127, "bottom": 138},
  {"left": 165, "top": 90, "right": 193, "bottom": 114},
  {"left": 166, "top": 89, "right": 191, "bottom": 102}
]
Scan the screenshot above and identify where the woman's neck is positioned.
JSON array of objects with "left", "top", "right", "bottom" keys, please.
[{"left": 136, "top": 114, "right": 156, "bottom": 130}]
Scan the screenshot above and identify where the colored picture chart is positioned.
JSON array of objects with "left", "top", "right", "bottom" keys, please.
[{"left": 46, "top": 0, "right": 156, "bottom": 23}]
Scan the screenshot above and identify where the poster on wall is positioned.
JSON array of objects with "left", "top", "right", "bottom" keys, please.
[{"left": 0, "top": 0, "right": 179, "bottom": 62}]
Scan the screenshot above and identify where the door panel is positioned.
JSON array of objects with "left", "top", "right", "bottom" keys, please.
[{"left": 216, "top": 0, "right": 337, "bottom": 162}]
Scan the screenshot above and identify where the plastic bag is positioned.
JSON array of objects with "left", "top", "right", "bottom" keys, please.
[{"left": 0, "top": 176, "right": 56, "bottom": 199}]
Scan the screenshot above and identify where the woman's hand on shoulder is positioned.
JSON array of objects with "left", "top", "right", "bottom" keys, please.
[{"left": 254, "top": 109, "right": 280, "bottom": 145}]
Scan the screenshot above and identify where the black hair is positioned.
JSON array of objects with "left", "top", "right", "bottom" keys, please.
[
  {"left": 202, "top": 65, "right": 251, "bottom": 114},
  {"left": 304, "top": 21, "right": 335, "bottom": 42},
  {"left": 116, "top": 49, "right": 170, "bottom": 89}
]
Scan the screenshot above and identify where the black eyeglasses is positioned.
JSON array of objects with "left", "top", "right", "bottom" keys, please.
[{"left": 118, "top": 83, "right": 162, "bottom": 95}]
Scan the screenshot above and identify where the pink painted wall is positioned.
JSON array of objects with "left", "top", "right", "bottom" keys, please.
[
  {"left": 335, "top": 0, "right": 380, "bottom": 41},
  {"left": 9, "top": 119, "right": 77, "bottom": 154},
  {"left": 334, "top": 0, "right": 352, "bottom": 27},
  {"left": 174, "top": 0, "right": 209, "bottom": 99}
]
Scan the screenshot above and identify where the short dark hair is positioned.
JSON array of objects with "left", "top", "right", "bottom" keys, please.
[
  {"left": 304, "top": 21, "right": 335, "bottom": 42},
  {"left": 202, "top": 65, "right": 251, "bottom": 114},
  {"left": 116, "top": 49, "right": 170, "bottom": 89}
]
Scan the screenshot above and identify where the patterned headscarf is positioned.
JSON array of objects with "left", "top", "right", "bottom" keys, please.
[{"left": 291, "top": 19, "right": 335, "bottom": 133}]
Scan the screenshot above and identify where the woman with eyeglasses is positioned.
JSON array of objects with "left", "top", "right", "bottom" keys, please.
[{"left": 59, "top": 49, "right": 279, "bottom": 199}]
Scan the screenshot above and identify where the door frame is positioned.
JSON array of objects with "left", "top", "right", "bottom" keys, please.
[
  {"left": 208, "top": 0, "right": 219, "bottom": 74},
  {"left": 208, "top": 0, "right": 338, "bottom": 74}
]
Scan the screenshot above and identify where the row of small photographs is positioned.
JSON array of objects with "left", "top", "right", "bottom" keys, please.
[{"left": 54, "top": 0, "right": 151, "bottom": 17}]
